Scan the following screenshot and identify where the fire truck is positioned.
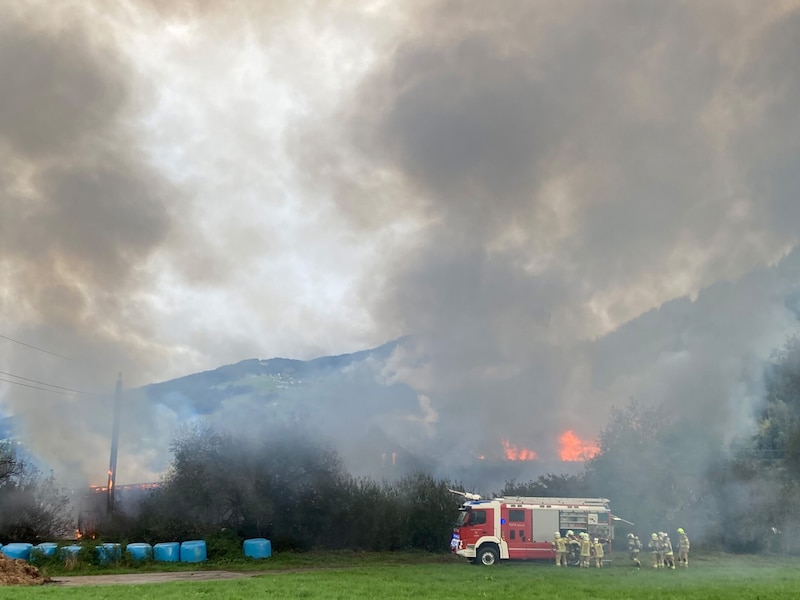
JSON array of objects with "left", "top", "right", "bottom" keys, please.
[{"left": 449, "top": 492, "right": 618, "bottom": 566}]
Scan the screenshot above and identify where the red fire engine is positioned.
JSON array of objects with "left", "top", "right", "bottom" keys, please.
[{"left": 450, "top": 492, "right": 617, "bottom": 566}]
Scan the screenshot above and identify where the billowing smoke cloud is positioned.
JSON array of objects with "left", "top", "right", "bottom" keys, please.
[
  {"left": 0, "top": 4, "right": 183, "bottom": 485},
  {"left": 321, "top": 0, "right": 800, "bottom": 461},
  {"left": 0, "top": 0, "right": 407, "bottom": 485},
  {"left": 2, "top": 0, "right": 800, "bottom": 488}
]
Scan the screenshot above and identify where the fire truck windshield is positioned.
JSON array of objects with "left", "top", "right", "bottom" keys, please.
[{"left": 455, "top": 508, "right": 487, "bottom": 527}]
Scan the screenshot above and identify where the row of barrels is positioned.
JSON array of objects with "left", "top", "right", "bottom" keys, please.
[{"left": 0, "top": 538, "right": 272, "bottom": 563}]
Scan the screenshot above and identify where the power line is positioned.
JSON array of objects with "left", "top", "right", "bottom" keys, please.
[
  {"left": 0, "top": 377, "right": 84, "bottom": 396},
  {"left": 0, "top": 333, "right": 72, "bottom": 360},
  {"left": 0, "top": 370, "right": 95, "bottom": 396}
]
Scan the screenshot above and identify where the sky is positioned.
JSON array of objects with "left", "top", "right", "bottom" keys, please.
[{"left": 2, "top": 0, "right": 800, "bottom": 485}]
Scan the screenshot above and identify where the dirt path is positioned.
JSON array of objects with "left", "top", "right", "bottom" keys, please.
[{"left": 50, "top": 570, "right": 262, "bottom": 586}]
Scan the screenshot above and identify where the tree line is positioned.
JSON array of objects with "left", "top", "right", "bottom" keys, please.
[
  {"left": 123, "top": 424, "right": 463, "bottom": 552},
  {"left": 0, "top": 443, "right": 72, "bottom": 543},
  {"left": 4, "top": 334, "right": 800, "bottom": 553}
]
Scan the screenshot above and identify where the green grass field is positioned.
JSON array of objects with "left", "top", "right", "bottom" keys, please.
[{"left": 4, "top": 552, "right": 800, "bottom": 599}]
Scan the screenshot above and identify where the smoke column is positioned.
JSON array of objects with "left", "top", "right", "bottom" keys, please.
[{"left": 1, "top": 1, "right": 800, "bottom": 486}]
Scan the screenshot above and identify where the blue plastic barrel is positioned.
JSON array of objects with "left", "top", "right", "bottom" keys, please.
[
  {"left": 180, "top": 540, "right": 207, "bottom": 563},
  {"left": 2, "top": 543, "right": 34, "bottom": 561},
  {"left": 126, "top": 543, "right": 153, "bottom": 561},
  {"left": 32, "top": 543, "right": 58, "bottom": 559},
  {"left": 96, "top": 543, "right": 122, "bottom": 565},
  {"left": 243, "top": 538, "right": 272, "bottom": 559},
  {"left": 153, "top": 542, "right": 180, "bottom": 562}
]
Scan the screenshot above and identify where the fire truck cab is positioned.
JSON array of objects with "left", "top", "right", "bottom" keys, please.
[{"left": 450, "top": 495, "right": 614, "bottom": 566}]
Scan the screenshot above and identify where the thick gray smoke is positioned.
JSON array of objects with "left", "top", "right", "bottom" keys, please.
[
  {"left": 0, "top": 4, "right": 183, "bottom": 485},
  {"left": 1, "top": 1, "right": 800, "bottom": 488},
  {"left": 330, "top": 0, "right": 800, "bottom": 463}
]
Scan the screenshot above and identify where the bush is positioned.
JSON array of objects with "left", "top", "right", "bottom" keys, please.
[
  {"left": 0, "top": 443, "right": 74, "bottom": 543},
  {"left": 125, "top": 425, "right": 460, "bottom": 554}
]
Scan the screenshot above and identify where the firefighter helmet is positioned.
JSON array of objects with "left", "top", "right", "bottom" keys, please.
[
  {"left": 651, "top": 533, "right": 658, "bottom": 540},
  {"left": 567, "top": 530, "right": 574, "bottom": 536},
  {"left": 554, "top": 532, "right": 561, "bottom": 538},
  {"left": 627, "top": 533, "right": 634, "bottom": 539},
  {"left": 677, "top": 528, "right": 685, "bottom": 534}
]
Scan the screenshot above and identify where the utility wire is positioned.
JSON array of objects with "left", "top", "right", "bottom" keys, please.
[
  {"left": 0, "top": 333, "right": 72, "bottom": 360},
  {"left": 0, "top": 376, "right": 85, "bottom": 396},
  {"left": 0, "top": 370, "right": 95, "bottom": 396},
  {"left": 0, "top": 334, "right": 116, "bottom": 400}
]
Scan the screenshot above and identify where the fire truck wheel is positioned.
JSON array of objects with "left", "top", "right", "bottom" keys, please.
[{"left": 476, "top": 546, "right": 499, "bottom": 566}]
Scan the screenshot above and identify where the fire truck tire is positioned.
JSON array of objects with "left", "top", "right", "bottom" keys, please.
[{"left": 476, "top": 546, "right": 499, "bottom": 566}]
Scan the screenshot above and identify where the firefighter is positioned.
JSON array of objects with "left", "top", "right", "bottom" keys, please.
[
  {"left": 648, "top": 533, "right": 661, "bottom": 568},
  {"left": 592, "top": 537, "right": 604, "bottom": 568},
  {"left": 552, "top": 532, "right": 568, "bottom": 567},
  {"left": 677, "top": 528, "right": 690, "bottom": 567},
  {"left": 627, "top": 533, "right": 642, "bottom": 567},
  {"left": 566, "top": 530, "right": 581, "bottom": 566},
  {"left": 579, "top": 533, "right": 592, "bottom": 568},
  {"left": 661, "top": 533, "right": 675, "bottom": 569}
]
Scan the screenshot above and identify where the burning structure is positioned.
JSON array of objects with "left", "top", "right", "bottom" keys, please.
[{"left": 77, "top": 482, "right": 160, "bottom": 538}]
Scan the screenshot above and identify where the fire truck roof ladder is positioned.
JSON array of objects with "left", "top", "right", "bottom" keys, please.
[{"left": 498, "top": 497, "right": 610, "bottom": 507}]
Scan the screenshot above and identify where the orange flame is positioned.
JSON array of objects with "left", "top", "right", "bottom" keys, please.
[
  {"left": 558, "top": 430, "right": 600, "bottom": 461},
  {"left": 502, "top": 439, "right": 538, "bottom": 461}
]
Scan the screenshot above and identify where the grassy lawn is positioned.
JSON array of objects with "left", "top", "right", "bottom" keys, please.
[
  {"left": 3, "top": 551, "right": 800, "bottom": 599},
  {"left": 28, "top": 548, "right": 455, "bottom": 577}
]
